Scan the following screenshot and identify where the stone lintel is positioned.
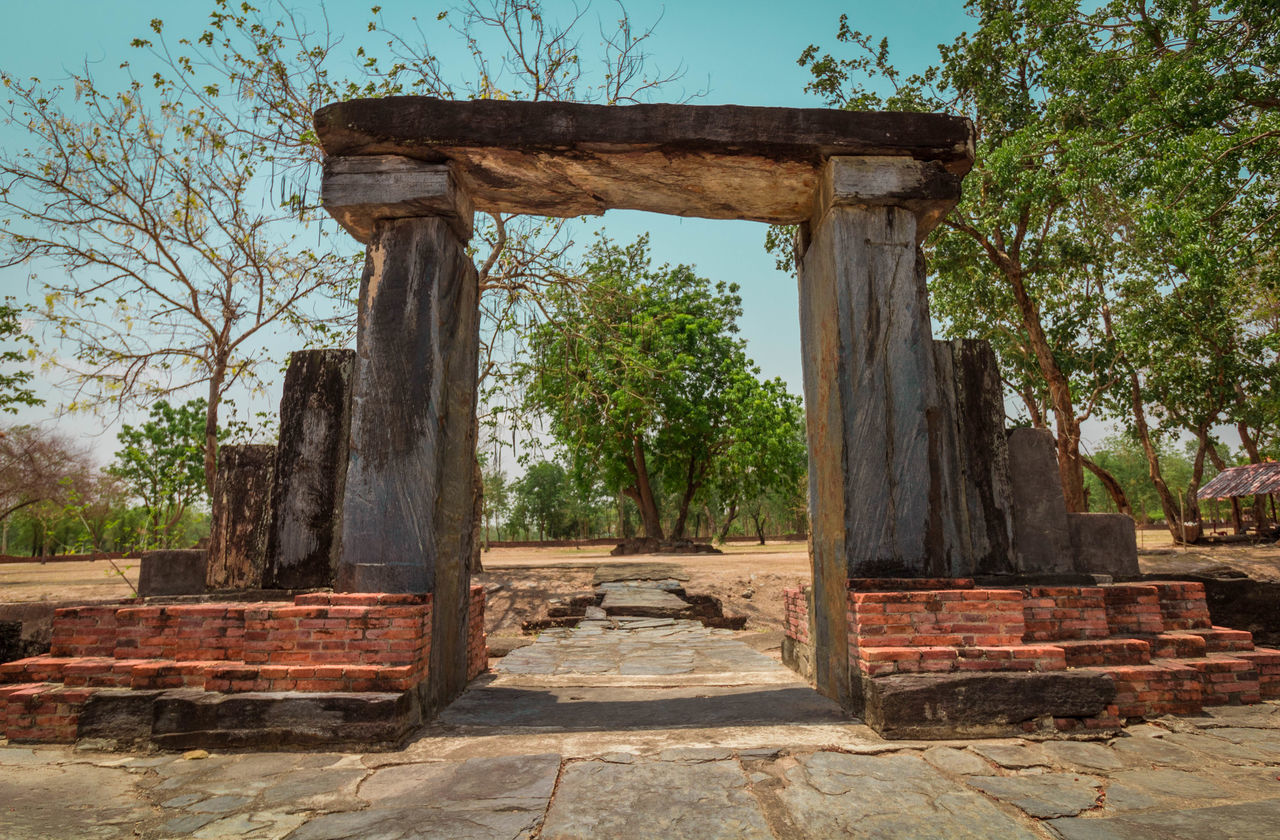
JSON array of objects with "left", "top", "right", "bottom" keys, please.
[
  {"left": 810, "top": 156, "right": 963, "bottom": 240},
  {"left": 322, "top": 155, "right": 474, "bottom": 244},
  {"left": 314, "top": 98, "right": 973, "bottom": 224}
]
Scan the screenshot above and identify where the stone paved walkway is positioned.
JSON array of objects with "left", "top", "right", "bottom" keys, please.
[{"left": 7, "top": 618, "right": 1280, "bottom": 838}]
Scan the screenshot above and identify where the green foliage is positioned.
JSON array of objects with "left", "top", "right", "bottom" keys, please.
[
  {"left": 522, "top": 234, "right": 806, "bottom": 540},
  {"left": 1084, "top": 434, "right": 1198, "bottom": 522},
  {"left": 0, "top": 297, "right": 42, "bottom": 415},
  {"left": 510, "top": 461, "right": 570, "bottom": 541},
  {"left": 106, "top": 398, "right": 211, "bottom": 549},
  {"left": 786, "top": 1, "right": 1280, "bottom": 521}
]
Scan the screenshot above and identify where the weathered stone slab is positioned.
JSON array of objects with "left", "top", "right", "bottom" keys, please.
[
  {"left": 1007, "top": 427, "right": 1074, "bottom": 574},
  {"left": 1069, "top": 512, "right": 1140, "bottom": 576},
  {"left": 264, "top": 349, "right": 355, "bottom": 591},
  {"left": 815, "top": 155, "right": 963, "bottom": 236},
  {"left": 322, "top": 156, "right": 474, "bottom": 244},
  {"left": 934, "top": 339, "right": 1017, "bottom": 575},
  {"left": 138, "top": 549, "right": 207, "bottom": 597},
  {"left": 314, "top": 99, "right": 974, "bottom": 223},
  {"left": 337, "top": 215, "right": 479, "bottom": 712},
  {"left": 862, "top": 671, "right": 1115, "bottom": 739},
  {"left": 77, "top": 689, "right": 164, "bottom": 747},
  {"left": 539, "top": 758, "right": 774, "bottom": 840},
  {"left": 1049, "top": 801, "right": 1280, "bottom": 840},
  {"left": 593, "top": 563, "right": 689, "bottom": 584},
  {"left": 206, "top": 444, "right": 276, "bottom": 590},
  {"left": 964, "top": 773, "right": 1103, "bottom": 819},
  {"left": 150, "top": 689, "right": 418, "bottom": 750},
  {"left": 798, "top": 203, "right": 957, "bottom": 705},
  {"left": 776, "top": 752, "right": 1043, "bottom": 840},
  {"left": 599, "top": 586, "right": 692, "bottom": 618}
]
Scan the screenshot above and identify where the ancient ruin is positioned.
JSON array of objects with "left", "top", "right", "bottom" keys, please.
[{"left": 1, "top": 98, "right": 1275, "bottom": 747}]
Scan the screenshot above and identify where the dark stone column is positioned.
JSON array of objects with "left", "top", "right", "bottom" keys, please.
[
  {"left": 263, "top": 349, "right": 355, "bottom": 590},
  {"left": 1007, "top": 428, "right": 1074, "bottom": 573},
  {"left": 337, "top": 215, "right": 479, "bottom": 711},
  {"left": 205, "top": 444, "right": 276, "bottom": 590},
  {"left": 933, "top": 339, "right": 1017, "bottom": 575},
  {"left": 796, "top": 156, "right": 964, "bottom": 707}
]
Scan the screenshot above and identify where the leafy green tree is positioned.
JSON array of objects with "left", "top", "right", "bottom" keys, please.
[
  {"left": 106, "top": 399, "right": 210, "bottom": 549},
  {"left": 511, "top": 460, "right": 571, "bottom": 542},
  {"left": 480, "top": 465, "right": 510, "bottom": 545},
  {"left": 710, "top": 376, "right": 807, "bottom": 543},
  {"left": 0, "top": 297, "right": 41, "bottom": 416},
  {"left": 524, "top": 234, "right": 803, "bottom": 541},
  {"left": 794, "top": 1, "right": 1120, "bottom": 512}
]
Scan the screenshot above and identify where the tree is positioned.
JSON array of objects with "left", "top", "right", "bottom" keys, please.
[
  {"left": 0, "top": 297, "right": 42, "bottom": 416},
  {"left": 524, "top": 234, "right": 806, "bottom": 542},
  {"left": 794, "top": 2, "right": 1124, "bottom": 513},
  {"left": 0, "top": 425, "right": 95, "bottom": 554},
  {"left": 0, "top": 69, "right": 355, "bottom": 493},
  {"left": 709, "top": 376, "right": 807, "bottom": 544},
  {"left": 510, "top": 460, "right": 570, "bottom": 541},
  {"left": 1065, "top": 0, "right": 1280, "bottom": 534},
  {"left": 106, "top": 398, "right": 211, "bottom": 550},
  {"left": 480, "top": 465, "right": 510, "bottom": 546},
  {"left": 132, "top": 0, "right": 697, "bottom": 461}
]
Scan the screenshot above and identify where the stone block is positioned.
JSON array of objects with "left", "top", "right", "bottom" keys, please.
[
  {"left": 138, "top": 549, "right": 207, "bottom": 597},
  {"left": 932, "top": 339, "right": 1017, "bottom": 576},
  {"left": 150, "top": 687, "right": 418, "bottom": 750},
  {"left": 206, "top": 444, "right": 276, "bottom": 590},
  {"left": 264, "top": 348, "right": 355, "bottom": 591},
  {"left": 1007, "top": 428, "right": 1073, "bottom": 574},
  {"left": 861, "top": 670, "right": 1116, "bottom": 739},
  {"left": 1068, "top": 512, "right": 1139, "bottom": 577}
]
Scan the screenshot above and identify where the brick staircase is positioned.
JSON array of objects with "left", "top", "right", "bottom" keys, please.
[
  {"left": 784, "top": 579, "right": 1280, "bottom": 737},
  {"left": 0, "top": 587, "right": 487, "bottom": 746}
]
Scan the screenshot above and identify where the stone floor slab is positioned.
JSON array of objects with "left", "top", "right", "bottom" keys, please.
[
  {"left": 773, "top": 752, "right": 1043, "bottom": 840},
  {"left": 1049, "top": 799, "right": 1280, "bottom": 840},
  {"left": 964, "top": 772, "right": 1103, "bottom": 818},
  {"left": 538, "top": 757, "right": 772, "bottom": 840}
]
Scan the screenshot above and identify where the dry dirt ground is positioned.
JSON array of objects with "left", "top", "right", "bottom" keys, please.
[{"left": 2, "top": 532, "right": 1279, "bottom": 639}]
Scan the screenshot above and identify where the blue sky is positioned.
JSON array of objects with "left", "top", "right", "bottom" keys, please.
[{"left": 0, "top": 1, "right": 978, "bottom": 463}]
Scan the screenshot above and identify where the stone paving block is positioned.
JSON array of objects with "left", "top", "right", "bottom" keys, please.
[
  {"left": 1049, "top": 799, "right": 1280, "bottom": 840},
  {"left": 539, "top": 758, "right": 773, "bottom": 840},
  {"left": 1110, "top": 735, "right": 1209, "bottom": 767},
  {"left": 963, "top": 772, "right": 1103, "bottom": 819},
  {"left": 921, "top": 746, "right": 996, "bottom": 776},
  {"left": 774, "top": 752, "right": 1042, "bottom": 840},
  {"left": 1041, "top": 740, "right": 1129, "bottom": 771}
]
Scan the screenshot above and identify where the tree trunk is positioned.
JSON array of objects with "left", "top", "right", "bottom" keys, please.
[
  {"left": 623, "top": 436, "right": 664, "bottom": 539},
  {"left": 1234, "top": 403, "right": 1270, "bottom": 531},
  {"left": 718, "top": 501, "right": 739, "bottom": 543},
  {"left": 752, "top": 513, "right": 766, "bottom": 545},
  {"left": 1081, "top": 457, "right": 1133, "bottom": 517},
  {"left": 1129, "top": 373, "right": 1185, "bottom": 541},
  {"left": 1185, "top": 426, "right": 1211, "bottom": 528},
  {"left": 203, "top": 357, "right": 228, "bottom": 498},
  {"left": 1005, "top": 266, "right": 1087, "bottom": 511},
  {"left": 670, "top": 454, "right": 700, "bottom": 540}
]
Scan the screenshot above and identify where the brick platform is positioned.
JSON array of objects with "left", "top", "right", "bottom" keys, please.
[
  {"left": 0, "top": 586, "right": 486, "bottom": 746},
  {"left": 782, "top": 579, "right": 1280, "bottom": 738}
]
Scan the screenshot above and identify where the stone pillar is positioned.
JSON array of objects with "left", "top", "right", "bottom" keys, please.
[
  {"left": 323, "top": 156, "right": 479, "bottom": 711},
  {"left": 263, "top": 349, "right": 355, "bottom": 590},
  {"left": 933, "top": 339, "right": 1016, "bottom": 575},
  {"left": 1007, "top": 427, "right": 1074, "bottom": 574},
  {"left": 796, "top": 156, "right": 962, "bottom": 707},
  {"left": 205, "top": 444, "right": 276, "bottom": 590}
]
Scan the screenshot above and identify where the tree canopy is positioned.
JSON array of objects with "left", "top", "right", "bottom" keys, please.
[{"left": 522, "top": 235, "right": 806, "bottom": 542}]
